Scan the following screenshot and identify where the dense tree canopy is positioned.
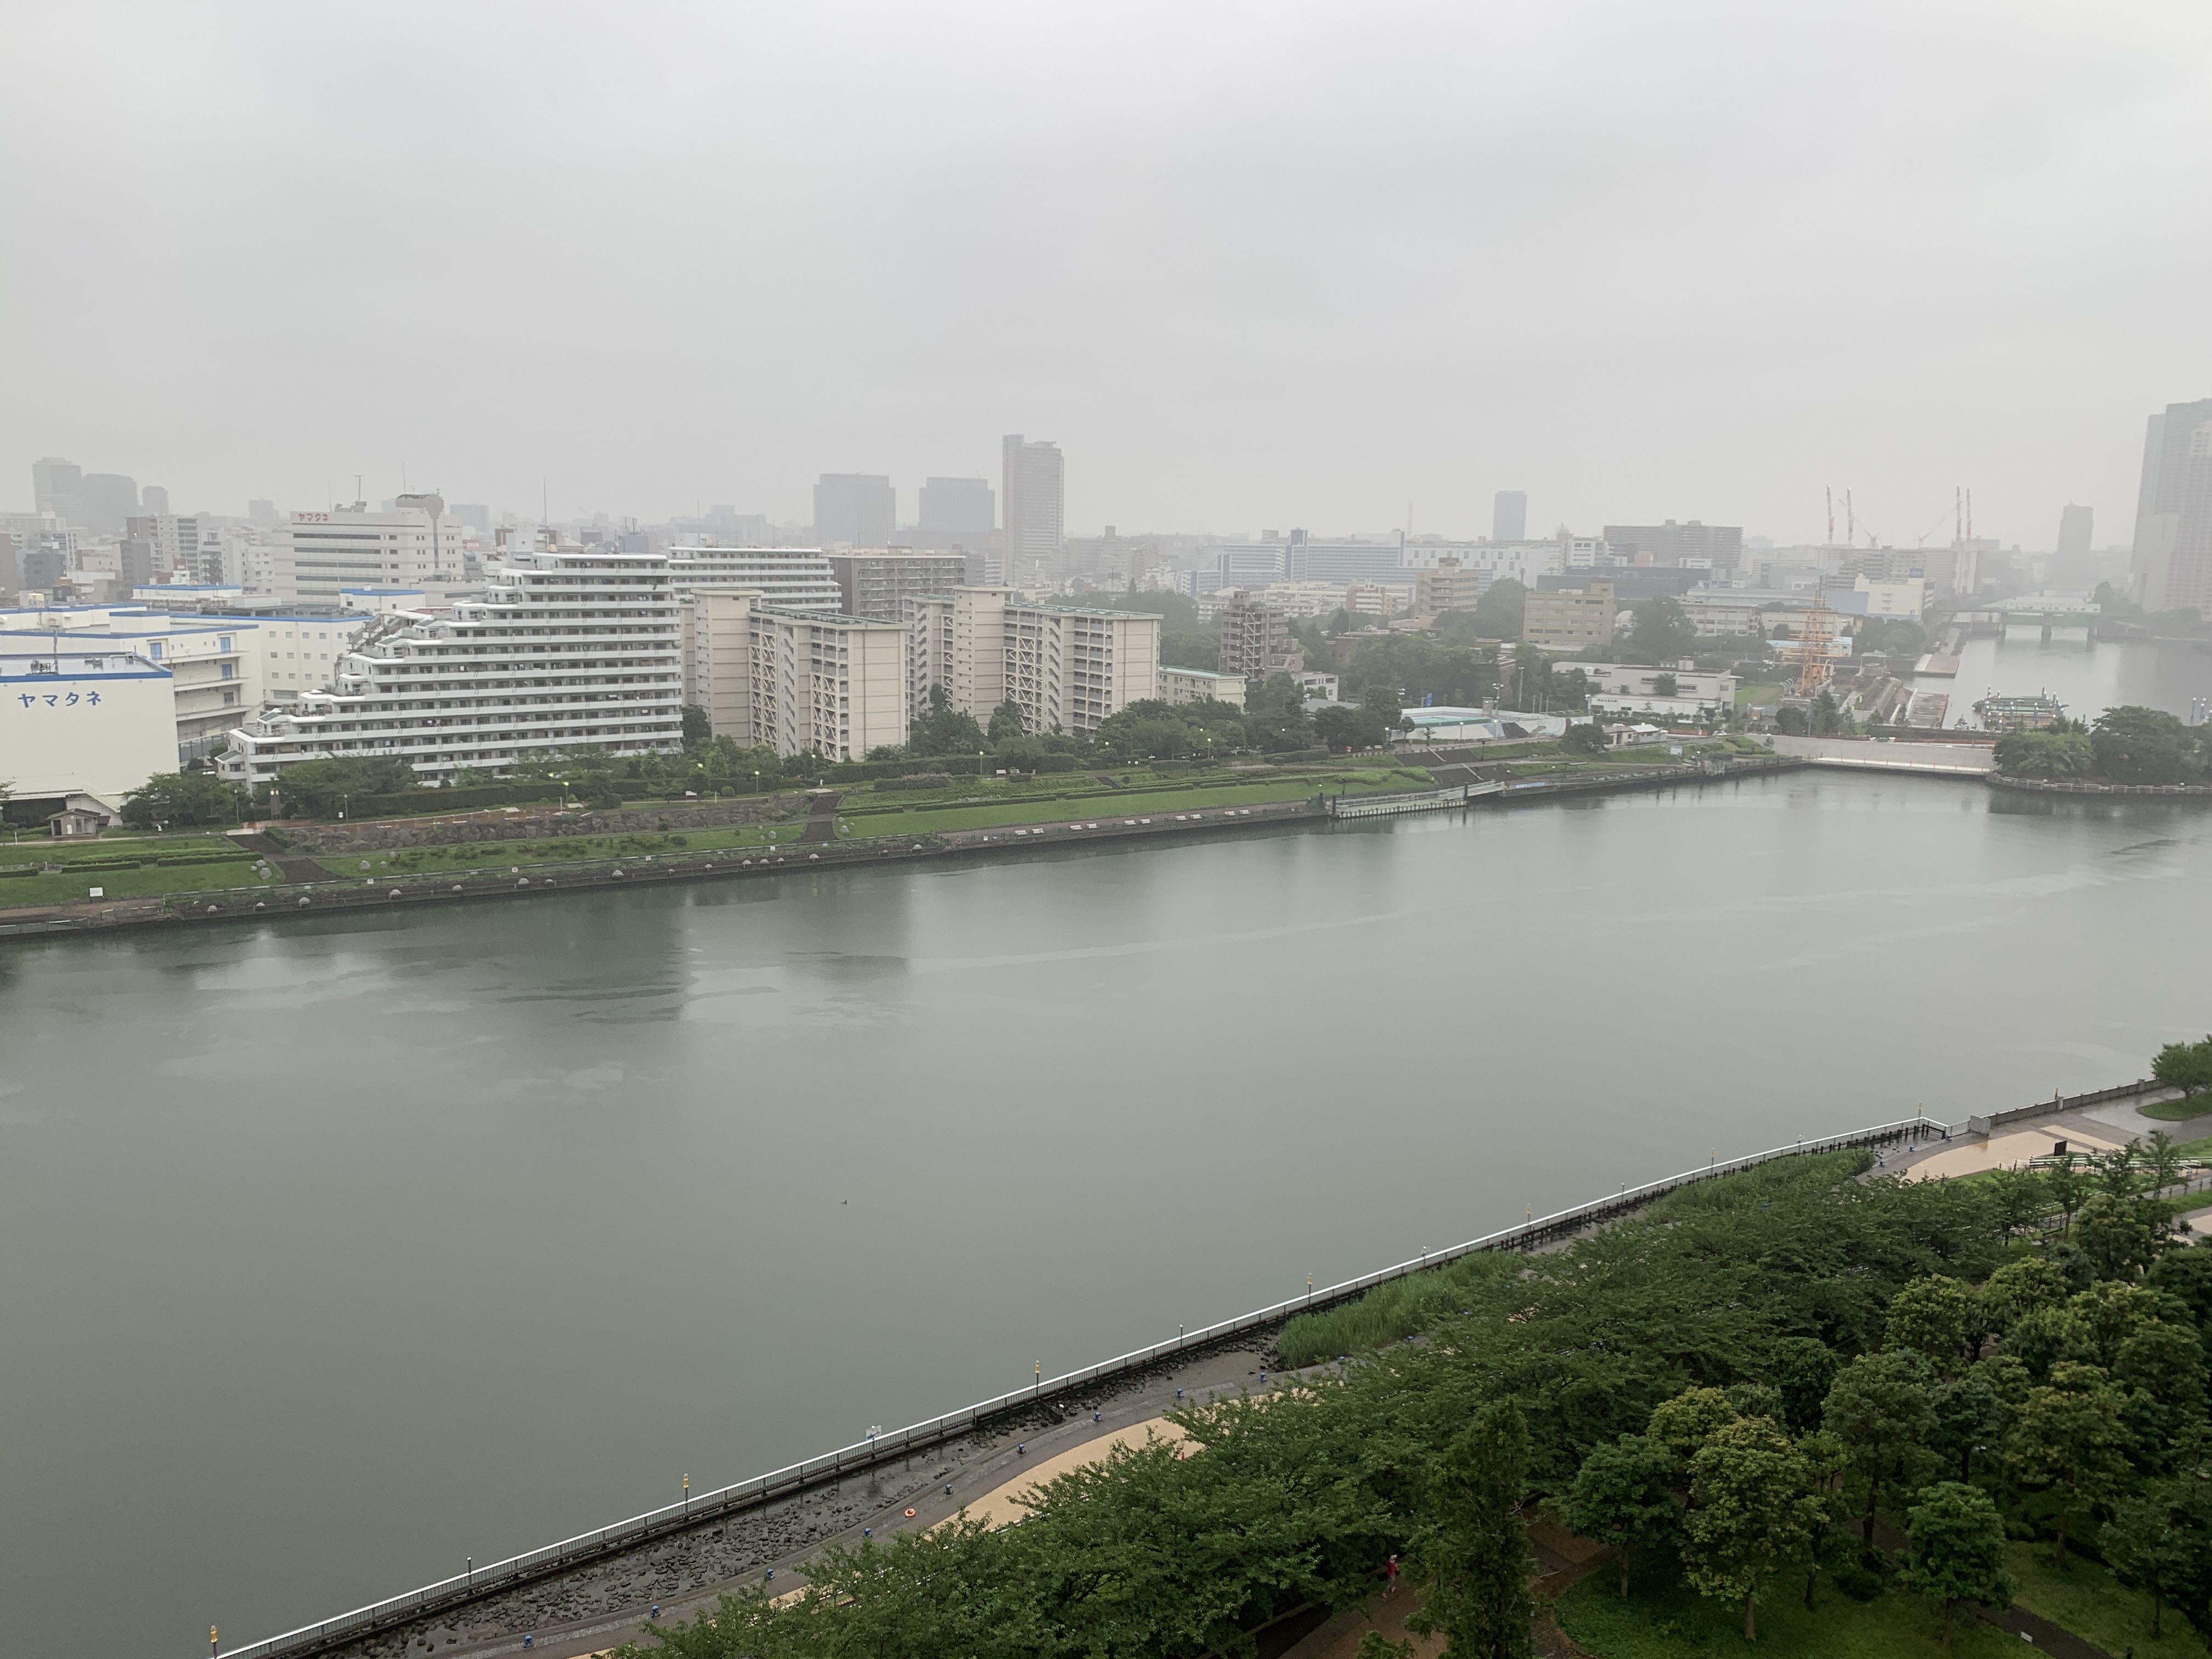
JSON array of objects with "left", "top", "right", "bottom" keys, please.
[
  {"left": 1629, "top": 597, "right": 1700, "bottom": 662},
  {"left": 121, "top": 770, "right": 246, "bottom": 828},
  {"left": 2091, "top": 705, "right": 2206, "bottom": 785}
]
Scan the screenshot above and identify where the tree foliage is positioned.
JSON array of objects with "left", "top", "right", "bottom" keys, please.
[
  {"left": 1407, "top": 1402, "right": 1536, "bottom": 1659},
  {"left": 121, "top": 770, "right": 246, "bottom": 828},
  {"left": 1822, "top": 1349, "right": 1937, "bottom": 1542},
  {"left": 269, "top": 755, "right": 419, "bottom": 817},
  {"left": 1565, "top": 1434, "right": 1680, "bottom": 1596},
  {"left": 1995, "top": 728, "right": 2096, "bottom": 780},
  {"left": 2092, "top": 705, "right": 2205, "bottom": 785},
  {"left": 1901, "top": 1481, "right": 2015, "bottom": 1627},
  {"left": 1681, "top": 1416, "right": 1826, "bottom": 1641},
  {"left": 1883, "top": 1275, "right": 1983, "bottom": 1373},
  {"left": 1629, "top": 597, "right": 1699, "bottom": 662},
  {"left": 2004, "top": 1361, "right": 2131, "bottom": 1565},
  {"left": 2154, "top": 1036, "right": 2212, "bottom": 1098}
]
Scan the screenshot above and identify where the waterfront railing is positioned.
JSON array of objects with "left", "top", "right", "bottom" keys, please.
[{"left": 216, "top": 1111, "right": 1946, "bottom": 1659}]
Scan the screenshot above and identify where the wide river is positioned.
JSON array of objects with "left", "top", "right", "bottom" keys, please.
[{"left": 4, "top": 761, "right": 2210, "bottom": 1655}]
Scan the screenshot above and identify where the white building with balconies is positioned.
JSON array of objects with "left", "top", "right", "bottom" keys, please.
[{"left": 218, "top": 548, "right": 683, "bottom": 793}]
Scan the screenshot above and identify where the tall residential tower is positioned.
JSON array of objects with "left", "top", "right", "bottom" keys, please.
[
  {"left": 2131, "top": 399, "right": 2212, "bottom": 615},
  {"left": 1001, "top": 435, "right": 1065, "bottom": 580}
]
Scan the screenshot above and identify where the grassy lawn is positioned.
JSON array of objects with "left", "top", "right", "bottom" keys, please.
[
  {"left": 0, "top": 833, "right": 246, "bottom": 866},
  {"left": 1557, "top": 1565, "right": 2022, "bottom": 1658},
  {"left": 350, "top": 825, "right": 785, "bottom": 876},
  {"left": 2143, "top": 1097, "right": 2212, "bottom": 1123},
  {"left": 0, "top": 770, "right": 1420, "bottom": 906},
  {"left": 1737, "top": 681, "right": 1786, "bottom": 708},
  {"left": 839, "top": 775, "right": 1406, "bottom": 838},
  {"left": 2007, "top": 1542, "right": 2209, "bottom": 1658},
  {"left": 0, "top": 860, "right": 270, "bottom": 905}
]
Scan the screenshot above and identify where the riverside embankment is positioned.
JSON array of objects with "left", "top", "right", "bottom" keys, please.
[
  {"left": 229, "top": 1113, "right": 1944, "bottom": 1659},
  {"left": 0, "top": 755, "right": 1806, "bottom": 940}
]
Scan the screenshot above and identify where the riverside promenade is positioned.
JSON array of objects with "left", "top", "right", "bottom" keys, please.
[{"left": 221, "top": 1111, "right": 1939, "bottom": 1659}]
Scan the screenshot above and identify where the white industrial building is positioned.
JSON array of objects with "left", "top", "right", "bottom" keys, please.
[
  {"left": 221, "top": 547, "right": 682, "bottom": 792},
  {"left": 1577, "top": 662, "right": 1739, "bottom": 720},
  {"left": 1, "top": 647, "right": 180, "bottom": 816}
]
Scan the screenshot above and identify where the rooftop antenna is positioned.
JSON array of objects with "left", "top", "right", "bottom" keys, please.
[
  {"left": 354, "top": 473, "right": 363, "bottom": 506},
  {"left": 1966, "top": 489, "right": 1974, "bottom": 543},
  {"left": 1846, "top": 488, "right": 1855, "bottom": 547},
  {"left": 1825, "top": 486, "right": 1834, "bottom": 547}
]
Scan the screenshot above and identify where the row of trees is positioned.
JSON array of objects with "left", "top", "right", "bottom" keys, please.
[
  {"left": 619, "top": 1137, "right": 2212, "bottom": 1658},
  {"left": 1996, "top": 707, "right": 2212, "bottom": 785}
]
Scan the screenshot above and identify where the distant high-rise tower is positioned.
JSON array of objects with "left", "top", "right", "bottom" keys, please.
[
  {"left": 32, "top": 456, "right": 82, "bottom": 522},
  {"left": 812, "top": 474, "right": 895, "bottom": 547},
  {"left": 918, "top": 476, "right": 995, "bottom": 534},
  {"left": 78, "top": 472, "right": 140, "bottom": 537},
  {"left": 2055, "top": 504, "right": 2093, "bottom": 560},
  {"left": 2052, "top": 503, "right": 2095, "bottom": 585},
  {"left": 1492, "top": 490, "right": 1527, "bottom": 543},
  {"left": 141, "top": 484, "right": 171, "bottom": 515},
  {"left": 2130, "top": 399, "right": 2212, "bottom": 613},
  {"left": 1002, "top": 435, "right": 1065, "bottom": 577}
]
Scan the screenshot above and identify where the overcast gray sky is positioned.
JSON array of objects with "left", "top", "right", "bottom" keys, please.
[{"left": 5, "top": 1, "right": 2208, "bottom": 546}]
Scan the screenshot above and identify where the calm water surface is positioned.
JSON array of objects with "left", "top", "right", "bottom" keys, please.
[
  {"left": 1937, "top": 633, "right": 2212, "bottom": 725},
  {"left": 2, "top": 771, "right": 2207, "bottom": 1655}
]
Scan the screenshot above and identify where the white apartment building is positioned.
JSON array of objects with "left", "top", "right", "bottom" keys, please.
[
  {"left": 1251, "top": 581, "right": 1349, "bottom": 618},
  {"left": 275, "top": 497, "right": 467, "bottom": 605},
  {"left": 905, "top": 588, "right": 1159, "bottom": 736},
  {"left": 221, "top": 548, "right": 681, "bottom": 792},
  {"left": 681, "top": 590, "right": 904, "bottom": 760},
  {"left": 1160, "top": 665, "right": 1247, "bottom": 708},
  {"left": 664, "top": 545, "right": 842, "bottom": 612}
]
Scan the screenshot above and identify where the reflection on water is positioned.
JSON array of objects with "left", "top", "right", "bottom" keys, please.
[{"left": 0, "top": 773, "right": 2207, "bottom": 1655}]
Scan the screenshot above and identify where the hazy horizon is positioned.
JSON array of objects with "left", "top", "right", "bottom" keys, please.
[{"left": 5, "top": 1, "right": 2209, "bottom": 547}]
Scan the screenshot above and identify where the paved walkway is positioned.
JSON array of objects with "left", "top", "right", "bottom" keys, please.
[{"left": 419, "top": 1345, "right": 1276, "bottom": 1659}]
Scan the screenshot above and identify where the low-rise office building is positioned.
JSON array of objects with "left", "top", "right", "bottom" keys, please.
[
  {"left": 275, "top": 498, "right": 469, "bottom": 605},
  {"left": 1576, "top": 663, "right": 1738, "bottom": 718},
  {"left": 1413, "top": 558, "right": 1488, "bottom": 616},
  {"left": 1160, "top": 665, "right": 1247, "bottom": 708},
  {"left": 221, "top": 548, "right": 682, "bottom": 792},
  {"left": 1521, "top": 580, "right": 1617, "bottom": 651}
]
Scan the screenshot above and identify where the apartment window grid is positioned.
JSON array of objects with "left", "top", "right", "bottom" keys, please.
[{"left": 227, "top": 552, "right": 681, "bottom": 783}]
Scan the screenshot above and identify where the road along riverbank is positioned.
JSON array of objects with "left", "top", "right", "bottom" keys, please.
[{"left": 0, "top": 757, "right": 1812, "bottom": 943}]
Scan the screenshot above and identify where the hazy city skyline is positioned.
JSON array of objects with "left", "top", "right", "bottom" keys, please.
[{"left": 6, "top": 2, "right": 2209, "bottom": 546}]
